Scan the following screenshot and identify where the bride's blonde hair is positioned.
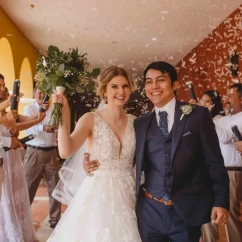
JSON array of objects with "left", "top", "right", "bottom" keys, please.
[{"left": 96, "top": 66, "right": 136, "bottom": 99}]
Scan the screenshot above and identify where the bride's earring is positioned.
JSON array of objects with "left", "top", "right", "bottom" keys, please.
[{"left": 104, "top": 95, "right": 108, "bottom": 104}]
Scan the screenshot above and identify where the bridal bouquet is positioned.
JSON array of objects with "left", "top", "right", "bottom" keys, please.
[{"left": 35, "top": 45, "right": 100, "bottom": 126}]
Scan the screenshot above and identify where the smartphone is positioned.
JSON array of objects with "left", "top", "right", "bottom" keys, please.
[
  {"left": 11, "top": 80, "right": 20, "bottom": 111},
  {"left": 39, "top": 94, "right": 50, "bottom": 112},
  {"left": 185, "top": 81, "right": 197, "bottom": 102}
]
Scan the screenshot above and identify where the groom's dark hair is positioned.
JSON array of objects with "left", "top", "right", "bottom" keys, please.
[{"left": 143, "top": 61, "right": 178, "bottom": 85}]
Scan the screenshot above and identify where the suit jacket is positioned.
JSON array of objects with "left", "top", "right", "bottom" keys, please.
[{"left": 134, "top": 100, "right": 229, "bottom": 226}]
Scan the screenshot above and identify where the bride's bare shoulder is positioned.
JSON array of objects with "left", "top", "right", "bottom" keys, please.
[{"left": 76, "top": 112, "right": 94, "bottom": 127}]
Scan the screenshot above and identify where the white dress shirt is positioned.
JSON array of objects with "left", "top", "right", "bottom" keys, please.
[
  {"left": 154, "top": 98, "right": 176, "bottom": 132},
  {"left": 24, "top": 101, "right": 57, "bottom": 147},
  {"left": 214, "top": 112, "right": 242, "bottom": 167}
]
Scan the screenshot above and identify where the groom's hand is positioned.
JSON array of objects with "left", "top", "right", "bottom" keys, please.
[
  {"left": 83, "top": 153, "right": 100, "bottom": 176},
  {"left": 211, "top": 207, "right": 229, "bottom": 226}
]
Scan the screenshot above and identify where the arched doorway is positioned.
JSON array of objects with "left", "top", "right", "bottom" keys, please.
[{"left": 0, "top": 37, "right": 15, "bottom": 87}]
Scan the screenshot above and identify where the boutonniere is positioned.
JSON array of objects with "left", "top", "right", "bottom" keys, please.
[{"left": 180, "top": 104, "right": 195, "bottom": 120}]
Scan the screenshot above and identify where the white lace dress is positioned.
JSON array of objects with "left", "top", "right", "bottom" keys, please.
[
  {"left": 0, "top": 125, "right": 37, "bottom": 242},
  {"left": 47, "top": 113, "right": 141, "bottom": 242}
]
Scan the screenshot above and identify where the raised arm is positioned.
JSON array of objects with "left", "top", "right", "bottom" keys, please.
[
  {"left": 0, "top": 94, "right": 14, "bottom": 112},
  {"left": 17, "top": 111, "right": 46, "bottom": 131},
  {"left": 53, "top": 93, "right": 93, "bottom": 158},
  {"left": 19, "top": 104, "right": 49, "bottom": 122}
]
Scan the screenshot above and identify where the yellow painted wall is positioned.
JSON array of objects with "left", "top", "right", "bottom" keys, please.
[
  {"left": 0, "top": 8, "right": 38, "bottom": 137},
  {"left": 0, "top": 7, "right": 38, "bottom": 92}
]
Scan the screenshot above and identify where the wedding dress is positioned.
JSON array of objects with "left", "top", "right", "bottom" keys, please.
[
  {"left": 0, "top": 125, "right": 37, "bottom": 242},
  {"left": 47, "top": 113, "right": 141, "bottom": 242}
]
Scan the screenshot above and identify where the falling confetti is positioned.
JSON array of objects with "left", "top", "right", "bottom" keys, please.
[
  {"left": 70, "top": 33, "right": 75, "bottom": 39},
  {"left": 45, "top": 28, "right": 51, "bottom": 34}
]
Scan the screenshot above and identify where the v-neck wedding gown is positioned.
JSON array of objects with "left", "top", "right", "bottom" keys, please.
[{"left": 47, "top": 113, "right": 141, "bottom": 242}]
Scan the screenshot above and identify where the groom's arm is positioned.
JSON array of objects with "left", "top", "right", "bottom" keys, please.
[
  {"left": 199, "top": 108, "right": 229, "bottom": 225},
  {"left": 200, "top": 108, "right": 229, "bottom": 208},
  {"left": 83, "top": 153, "right": 100, "bottom": 175}
]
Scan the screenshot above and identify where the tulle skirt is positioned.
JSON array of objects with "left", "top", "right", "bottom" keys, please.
[
  {"left": 47, "top": 169, "right": 141, "bottom": 242},
  {"left": 0, "top": 149, "right": 37, "bottom": 242}
]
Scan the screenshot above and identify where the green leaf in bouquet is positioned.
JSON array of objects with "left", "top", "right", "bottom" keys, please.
[
  {"left": 48, "top": 74, "right": 58, "bottom": 82},
  {"left": 86, "top": 83, "right": 95, "bottom": 92},
  {"left": 48, "top": 45, "right": 59, "bottom": 52},
  {"left": 39, "top": 80, "right": 51, "bottom": 91},
  {"left": 58, "top": 63, "right": 65, "bottom": 73},
  {"left": 89, "top": 68, "right": 101, "bottom": 77},
  {"left": 76, "top": 87, "right": 85, "bottom": 94},
  {"left": 64, "top": 83, "right": 74, "bottom": 90},
  {"left": 50, "top": 80, "right": 58, "bottom": 90},
  {"left": 57, "top": 77, "right": 65, "bottom": 86},
  {"left": 55, "top": 70, "right": 64, "bottom": 77},
  {"left": 48, "top": 45, "right": 60, "bottom": 56}
]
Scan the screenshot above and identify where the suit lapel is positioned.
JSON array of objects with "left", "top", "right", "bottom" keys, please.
[{"left": 171, "top": 101, "right": 187, "bottom": 161}]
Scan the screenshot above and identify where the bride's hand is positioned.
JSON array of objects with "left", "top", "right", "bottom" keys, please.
[{"left": 51, "top": 91, "right": 68, "bottom": 106}]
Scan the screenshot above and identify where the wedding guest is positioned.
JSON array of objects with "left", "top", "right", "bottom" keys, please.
[
  {"left": 189, "top": 90, "right": 225, "bottom": 120},
  {"left": 0, "top": 76, "right": 45, "bottom": 242},
  {"left": 0, "top": 109, "right": 19, "bottom": 199},
  {"left": 0, "top": 74, "right": 20, "bottom": 200},
  {"left": 210, "top": 83, "right": 242, "bottom": 242},
  {"left": 0, "top": 74, "right": 6, "bottom": 102},
  {"left": 224, "top": 101, "right": 232, "bottom": 116},
  {"left": 24, "top": 87, "right": 61, "bottom": 229}
]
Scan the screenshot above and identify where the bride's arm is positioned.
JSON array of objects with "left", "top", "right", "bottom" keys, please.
[{"left": 56, "top": 94, "right": 93, "bottom": 159}]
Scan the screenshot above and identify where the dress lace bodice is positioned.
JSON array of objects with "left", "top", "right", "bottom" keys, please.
[{"left": 90, "top": 113, "right": 136, "bottom": 174}]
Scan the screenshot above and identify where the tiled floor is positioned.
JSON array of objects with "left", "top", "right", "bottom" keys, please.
[
  {"left": 32, "top": 182, "right": 238, "bottom": 242},
  {"left": 32, "top": 181, "right": 67, "bottom": 242}
]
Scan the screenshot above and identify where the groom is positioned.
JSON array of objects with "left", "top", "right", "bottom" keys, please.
[
  {"left": 84, "top": 61, "right": 230, "bottom": 242},
  {"left": 134, "top": 61, "right": 229, "bottom": 241}
]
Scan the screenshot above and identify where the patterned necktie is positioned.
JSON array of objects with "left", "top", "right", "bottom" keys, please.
[{"left": 158, "top": 111, "right": 168, "bottom": 139}]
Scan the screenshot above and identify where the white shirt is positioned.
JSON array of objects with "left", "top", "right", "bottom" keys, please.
[
  {"left": 214, "top": 112, "right": 242, "bottom": 167},
  {"left": 24, "top": 101, "right": 57, "bottom": 147},
  {"left": 154, "top": 98, "right": 176, "bottom": 132}
]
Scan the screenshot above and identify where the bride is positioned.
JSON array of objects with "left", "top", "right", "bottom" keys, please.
[{"left": 47, "top": 66, "right": 141, "bottom": 241}]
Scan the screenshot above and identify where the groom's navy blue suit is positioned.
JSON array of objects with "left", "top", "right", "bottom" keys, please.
[{"left": 134, "top": 100, "right": 229, "bottom": 242}]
